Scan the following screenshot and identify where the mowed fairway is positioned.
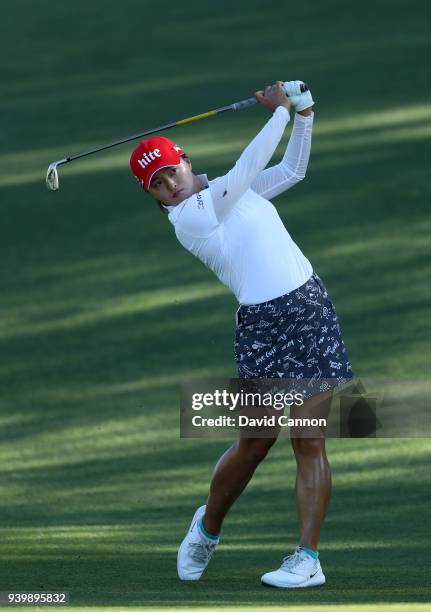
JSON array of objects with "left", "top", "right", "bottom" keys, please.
[{"left": 1, "top": 0, "right": 431, "bottom": 609}]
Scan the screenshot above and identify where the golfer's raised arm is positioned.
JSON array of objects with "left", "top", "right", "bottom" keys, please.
[
  {"left": 250, "top": 111, "right": 314, "bottom": 200},
  {"left": 209, "top": 84, "right": 291, "bottom": 222}
]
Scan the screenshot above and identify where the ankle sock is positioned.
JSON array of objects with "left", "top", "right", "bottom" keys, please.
[
  {"left": 198, "top": 517, "right": 219, "bottom": 541},
  {"left": 301, "top": 546, "right": 319, "bottom": 559}
]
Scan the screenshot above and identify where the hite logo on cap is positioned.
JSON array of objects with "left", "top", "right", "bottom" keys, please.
[{"left": 137, "top": 148, "right": 161, "bottom": 169}]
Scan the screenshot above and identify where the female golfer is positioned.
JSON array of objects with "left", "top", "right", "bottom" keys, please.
[{"left": 130, "top": 81, "right": 353, "bottom": 588}]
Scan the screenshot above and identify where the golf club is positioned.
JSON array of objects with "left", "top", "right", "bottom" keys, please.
[{"left": 46, "top": 81, "right": 308, "bottom": 191}]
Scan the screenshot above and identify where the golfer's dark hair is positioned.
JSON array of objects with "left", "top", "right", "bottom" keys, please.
[{"left": 155, "top": 154, "right": 190, "bottom": 214}]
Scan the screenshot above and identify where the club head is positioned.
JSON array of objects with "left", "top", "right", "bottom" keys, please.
[
  {"left": 46, "top": 159, "right": 67, "bottom": 191},
  {"left": 46, "top": 163, "right": 59, "bottom": 191}
]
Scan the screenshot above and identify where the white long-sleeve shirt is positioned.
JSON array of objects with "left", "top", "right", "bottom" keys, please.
[{"left": 166, "top": 106, "right": 314, "bottom": 305}]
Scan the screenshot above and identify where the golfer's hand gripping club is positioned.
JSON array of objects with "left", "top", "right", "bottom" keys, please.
[
  {"left": 283, "top": 80, "right": 314, "bottom": 111},
  {"left": 45, "top": 79, "right": 312, "bottom": 191}
]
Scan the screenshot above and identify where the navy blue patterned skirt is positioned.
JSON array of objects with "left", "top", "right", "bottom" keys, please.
[{"left": 234, "top": 272, "right": 353, "bottom": 397}]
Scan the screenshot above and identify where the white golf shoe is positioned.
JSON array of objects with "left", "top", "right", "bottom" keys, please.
[
  {"left": 177, "top": 505, "right": 219, "bottom": 580},
  {"left": 261, "top": 546, "right": 326, "bottom": 588}
]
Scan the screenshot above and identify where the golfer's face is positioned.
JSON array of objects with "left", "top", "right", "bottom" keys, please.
[{"left": 149, "top": 159, "right": 194, "bottom": 205}]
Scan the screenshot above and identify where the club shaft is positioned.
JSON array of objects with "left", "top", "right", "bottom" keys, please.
[{"left": 64, "top": 98, "right": 257, "bottom": 165}]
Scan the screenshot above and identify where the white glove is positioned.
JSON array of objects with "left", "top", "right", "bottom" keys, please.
[{"left": 283, "top": 80, "right": 314, "bottom": 112}]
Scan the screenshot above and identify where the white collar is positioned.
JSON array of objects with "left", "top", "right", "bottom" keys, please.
[{"left": 163, "top": 174, "right": 209, "bottom": 212}]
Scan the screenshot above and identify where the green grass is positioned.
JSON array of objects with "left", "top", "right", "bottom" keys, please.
[{"left": 1, "top": 0, "right": 431, "bottom": 609}]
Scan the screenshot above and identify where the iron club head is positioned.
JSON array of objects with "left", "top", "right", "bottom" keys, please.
[{"left": 46, "top": 159, "right": 68, "bottom": 191}]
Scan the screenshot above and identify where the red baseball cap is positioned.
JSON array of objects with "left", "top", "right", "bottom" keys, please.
[{"left": 130, "top": 136, "right": 186, "bottom": 191}]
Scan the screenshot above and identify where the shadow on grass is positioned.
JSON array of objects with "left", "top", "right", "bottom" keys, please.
[{"left": 2, "top": 450, "right": 429, "bottom": 606}]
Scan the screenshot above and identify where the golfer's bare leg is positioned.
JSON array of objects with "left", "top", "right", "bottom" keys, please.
[
  {"left": 291, "top": 389, "right": 333, "bottom": 551},
  {"left": 203, "top": 437, "right": 277, "bottom": 535}
]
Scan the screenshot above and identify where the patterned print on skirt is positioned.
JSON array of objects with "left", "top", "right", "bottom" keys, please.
[{"left": 234, "top": 272, "right": 353, "bottom": 396}]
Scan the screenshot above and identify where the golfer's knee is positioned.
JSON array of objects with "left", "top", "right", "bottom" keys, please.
[
  {"left": 292, "top": 437, "right": 325, "bottom": 458},
  {"left": 240, "top": 438, "right": 276, "bottom": 464}
]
